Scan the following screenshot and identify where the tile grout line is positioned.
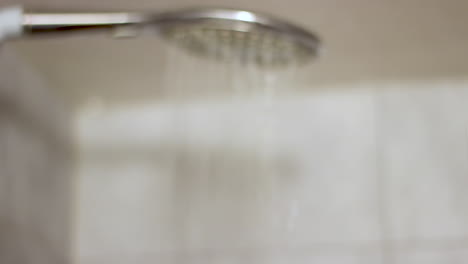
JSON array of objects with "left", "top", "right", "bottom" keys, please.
[{"left": 373, "top": 86, "right": 396, "bottom": 264}]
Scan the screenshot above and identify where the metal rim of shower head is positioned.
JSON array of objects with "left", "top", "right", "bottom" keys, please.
[{"left": 1, "top": 6, "right": 321, "bottom": 67}]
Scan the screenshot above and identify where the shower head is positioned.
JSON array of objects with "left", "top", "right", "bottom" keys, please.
[
  {"left": 1, "top": 6, "right": 321, "bottom": 67},
  {"left": 157, "top": 8, "right": 320, "bottom": 67}
]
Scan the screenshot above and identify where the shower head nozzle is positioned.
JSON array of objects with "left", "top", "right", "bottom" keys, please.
[{"left": 6, "top": 6, "right": 321, "bottom": 67}]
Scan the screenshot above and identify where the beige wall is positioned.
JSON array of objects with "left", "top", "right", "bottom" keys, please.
[{"left": 0, "top": 47, "right": 74, "bottom": 264}]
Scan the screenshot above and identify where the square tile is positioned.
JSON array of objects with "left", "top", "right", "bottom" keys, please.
[
  {"left": 76, "top": 157, "right": 176, "bottom": 256},
  {"left": 271, "top": 91, "right": 381, "bottom": 246},
  {"left": 378, "top": 83, "right": 468, "bottom": 240}
]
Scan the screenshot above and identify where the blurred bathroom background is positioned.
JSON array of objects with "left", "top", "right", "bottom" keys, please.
[{"left": 2, "top": 1, "right": 468, "bottom": 264}]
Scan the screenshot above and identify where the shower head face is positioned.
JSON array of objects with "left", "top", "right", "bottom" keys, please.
[{"left": 157, "top": 8, "right": 320, "bottom": 68}]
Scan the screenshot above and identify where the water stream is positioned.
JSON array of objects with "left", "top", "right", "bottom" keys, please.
[{"left": 161, "top": 46, "right": 300, "bottom": 254}]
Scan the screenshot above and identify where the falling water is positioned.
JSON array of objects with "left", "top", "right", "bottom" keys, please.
[{"left": 161, "top": 42, "right": 300, "bottom": 256}]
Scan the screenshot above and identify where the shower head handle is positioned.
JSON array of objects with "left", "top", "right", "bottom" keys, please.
[
  {"left": 0, "top": 6, "right": 152, "bottom": 39},
  {"left": 22, "top": 11, "right": 149, "bottom": 35}
]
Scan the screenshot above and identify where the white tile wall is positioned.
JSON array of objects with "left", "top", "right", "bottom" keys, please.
[
  {"left": 74, "top": 81, "right": 468, "bottom": 264},
  {"left": 75, "top": 89, "right": 382, "bottom": 263}
]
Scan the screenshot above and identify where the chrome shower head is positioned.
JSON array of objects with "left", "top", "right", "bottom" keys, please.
[
  {"left": 155, "top": 8, "right": 320, "bottom": 67},
  {"left": 3, "top": 6, "right": 320, "bottom": 67}
]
